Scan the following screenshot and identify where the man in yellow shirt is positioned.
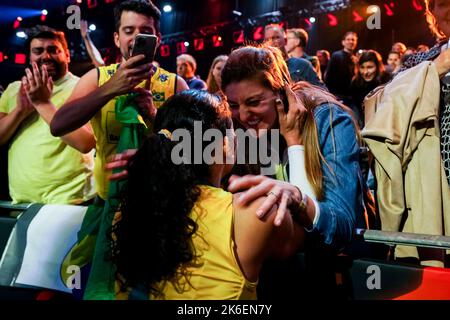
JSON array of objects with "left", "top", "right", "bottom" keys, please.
[
  {"left": 0, "top": 26, "right": 95, "bottom": 204},
  {"left": 51, "top": 0, "right": 188, "bottom": 200}
]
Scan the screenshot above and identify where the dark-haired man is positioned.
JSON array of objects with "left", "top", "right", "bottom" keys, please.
[
  {"left": 0, "top": 26, "right": 95, "bottom": 204},
  {"left": 324, "top": 31, "right": 358, "bottom": 103},
  {"left": 51, "top": 0, "right": 188, "bottom": 200}
]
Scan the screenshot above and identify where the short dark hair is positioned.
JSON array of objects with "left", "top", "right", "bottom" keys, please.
[
  {"left": 342, "top": 31, "right": 358, "bottom": 40},
  {"left": 114, "top": 0, "right": 161, "bottom": 33},
  {"left": 26, "top": 25, "right": 68, "bottom": 55}
]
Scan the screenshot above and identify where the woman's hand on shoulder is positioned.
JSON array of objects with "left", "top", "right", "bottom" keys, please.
[{"left": 228, "top": 174, "right": 302, "bottom": 226}]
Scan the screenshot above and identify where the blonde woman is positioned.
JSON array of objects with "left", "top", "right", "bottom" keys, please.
[{"left": 221, "top": 44, "right": 367, "bottom": 251}]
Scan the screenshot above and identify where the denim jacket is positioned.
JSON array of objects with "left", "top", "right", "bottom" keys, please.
[{"left": 279, "top": 103, "right": 365, "bottom": 251}]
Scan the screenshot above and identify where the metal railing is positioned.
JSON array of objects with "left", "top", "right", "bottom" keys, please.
[{"left": 356, "top": 229, "right": 450, "bottom": 250}]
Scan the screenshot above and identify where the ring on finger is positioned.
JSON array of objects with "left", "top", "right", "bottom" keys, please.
[{"left": 267, "top": 191, "right": 279, "bottom": 198}]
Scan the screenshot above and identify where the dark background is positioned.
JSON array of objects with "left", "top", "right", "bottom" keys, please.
[{"left": 0, "top": 0, "right": 434, "bottom": 88}]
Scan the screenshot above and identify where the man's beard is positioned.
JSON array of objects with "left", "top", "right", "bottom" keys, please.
[{"left": 37, "top": 59, "right": 66, "bottom": 81}]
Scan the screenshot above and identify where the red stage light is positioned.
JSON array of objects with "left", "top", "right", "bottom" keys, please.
[
  {"left": 232, "top": 30, "right": 244, "bottom": 44},
  {"left": 412, "top": 0, "right": 423, "bottom": 11},
  {"left": 15, "top": 53, "right": 26, "bottom": 64},
  {"left": 176, "top": 42, "right": 187, "bottom": 55},
  {"left": 253, "top": 26, "right": 264, "bottom": 41},
  {"left": 327, "top": 14, "right": 338, "bottom": 27},
  {"left": 212, "top": 35, "right": 223, "bottom": 47},
  {"left": 384, "top": 3, "right": 394, "bottom": 16},
  {"left": 87, "top": 0, "right": 98, "bottom": 8},
  {"left": 278, "top": 21, "right": 287, "bottom": 31},
  {"left": 104, "top": 0, "right": 115, "bottom": 3},
  {"left": 0, "top": 52, "right": 3, "bottom": 63},
  {"left": 303, "top": 18, "right": 312, "bottom": 28},
  {"left": 160, "top": 44, "right": 170, "bottom": 57},
  {"left": 352, "top": 10, "right": 363, "bottom": 22},
  {"left": 194, "top": 38, "right": 204, "bottom": 51},
  {"left": 13, "top": 20, "right": 20, "bottom": 29},
  {"left": 40, "top": 14, "right": 47, "bottom": 22}
]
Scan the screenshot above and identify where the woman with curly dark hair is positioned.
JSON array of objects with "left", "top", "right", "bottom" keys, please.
[{"left": 113, "top": 90, "right": 304, "bottom": 299}]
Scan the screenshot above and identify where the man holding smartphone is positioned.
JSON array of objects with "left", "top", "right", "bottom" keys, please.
[{"left": 51, "top": 0, "right": 188, "bottom": 201}]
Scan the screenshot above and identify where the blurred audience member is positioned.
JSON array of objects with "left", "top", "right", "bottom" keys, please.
[
  {"left": 325, "top": 31, "right": 358, "bottom": 104},
  {"left": 206, "top": 54, "right": 228, "bottom": 94},
  {"left": 176, "top": 54, "right": 207, "bottom": 90}
]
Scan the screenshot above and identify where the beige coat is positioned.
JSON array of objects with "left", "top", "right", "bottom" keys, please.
[{"left": 362, "top": 61, "right": 450, "bottom": 267}]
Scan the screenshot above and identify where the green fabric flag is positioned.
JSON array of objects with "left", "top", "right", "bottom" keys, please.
[{"left": 62, "top": 93, "right": 148, "bottom": 300}]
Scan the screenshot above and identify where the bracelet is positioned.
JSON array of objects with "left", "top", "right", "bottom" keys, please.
[
  {"left": 290, "top": 186, "right": 308, "bottom": 224},
  {"left": 298, "top": 189, "right": 308, "bottom": 213}
]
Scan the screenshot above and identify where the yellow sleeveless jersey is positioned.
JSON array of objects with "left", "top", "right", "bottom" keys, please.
[
  {"left": 116, "top": 185, "right": 258, "bottom": 300},
  {"left": 93, "top": 63, "right": 177, "bottom": 199}
]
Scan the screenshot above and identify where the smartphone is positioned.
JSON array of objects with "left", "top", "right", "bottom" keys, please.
[
  {"left": 131, "top": 34, "right": 158, "bottom": 64},
  {"left": 279, "top": 89, "right": 289, "bottom": 112}
]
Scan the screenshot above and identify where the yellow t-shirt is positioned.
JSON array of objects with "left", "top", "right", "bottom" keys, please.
[
  {"left": 116, "top": 185, "right": 258, "bottom": 300},
  {"left": 0, "top": 73, "right": 95, "bottom": 204},
  {"left": 93, "top": 64, "right": 177, "bottom": 199}
]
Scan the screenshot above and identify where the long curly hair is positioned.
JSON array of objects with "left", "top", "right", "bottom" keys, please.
[
  {"left": 425, "top": 0, "right": 447, "bottom": 41},
  {"left": 112, "top": 90, "right": 232, "bottom": 297}
]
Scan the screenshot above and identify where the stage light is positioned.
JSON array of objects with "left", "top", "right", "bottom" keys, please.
[
  {"left": 327, "top": 14, "right": 338, "bottom": 27},
  {"left": 15, "top": 53, "right": 26, "bottom": 64},
  {"left": 253, "top": 26, "right": 264, "bottom": 41},
  {"left": 212, "top": 35, "right": 223, "bottom": 47},
  {"left": 309, "top": 17, "right": 316, "bottom": 23},
  {"left": 303, "top": 18, "right": 312, "bottom": 28},
  {"left": 76, "top": 0, "right": 82, "bottom": 3},
  {"left": 384, "top": 3, "right": 394, "bottom": 16},
  {"left": 352, "top": 10, "right": 363, "bottom": 22},
  {"left": 16, "top": 31, "right": 27, "bottom": 38},
  {"left": 369, "top": 6, "right": 379, "bottom": 14},
  {"left": 40, "top": 14, "right": 47, "bottom": 22},
  {"left": 232, "top": 30, "right": 244, "bottom": 44},
  {"left": 160, "top": 44, "right": 170, "bottom": 57},
  {"left": 0, "top": 52, "right": 3, "bottom": 63},
  {"left": 232, "top": 10, "right": 242, "bottom": 17},
  {"left": 42, "top": 9, "right": 48, "bottom": 15},
  {"left": 194, "top": 38, "right": 204, "bottom": 51},
  {"left": 89, "top": 24, "right": 96, "bottom": 31},
  {"left": 163, "top": 5, "right": 172, "bottom": 13},
  {"left": 412, "top": 0, "right": 423, "bottom": 11},
  {"left": 176, "top": 42, "right": 187, "bottom": 55},
  {"left": 184, "top": 41, "right": 190, "bottom": 47},
  {"left": 87, "top": 0, "right": 97, "bottom": 9},
  {"left": 14, "top": 19, "right": 21, "bottom": 29}
]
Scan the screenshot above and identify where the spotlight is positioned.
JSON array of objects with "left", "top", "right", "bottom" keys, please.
[
  {"left": 163, "top": 5, "right": 172, "bottom": 13},
  {"left": 16, "top": 31, "right": 27, "bottom": 38},
  {"left": 42, "top": 9, "right": 48, "bottom": 15},
  {"left": 368, "top": 5, "right": 379, "bottom": 14},
  {"left": 232, "top": 10, "right": 242, "bottom": 17},
  {"left": 17, "top": 16, "right": 23, "bottom": 21},
  {"left": 309, "top": 17, "right": 316, "bottom": 23},
  {"left": 76, "top": 0, "right": 82, "bottom": 3},
  {"left": 89, "top": 24, "right": 96, "bottom": 31}
]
